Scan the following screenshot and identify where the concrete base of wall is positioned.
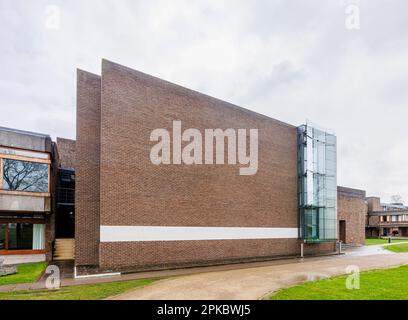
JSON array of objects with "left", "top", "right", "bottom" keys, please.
[{"left": 76, "top": 247, "right": 338, "bottom": 276}]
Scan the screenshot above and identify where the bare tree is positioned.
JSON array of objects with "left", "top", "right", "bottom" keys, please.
[{"left": 390, "top": 194, "right": 403, "bottom": 204}]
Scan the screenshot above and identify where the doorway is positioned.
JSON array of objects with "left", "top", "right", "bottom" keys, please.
[
  {"left": 55, "top": 168, "right": 75, "bottom": 239},
  {"left": 339, "top": 220, "right": 346, "bottom": 243}
]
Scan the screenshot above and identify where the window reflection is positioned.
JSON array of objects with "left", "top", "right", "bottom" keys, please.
[
  {"left": 3, "top": 159, "right": 48, "bottom": 192},
  {"left": 8, "top": 223, "right": 33, "bottom": 250}
]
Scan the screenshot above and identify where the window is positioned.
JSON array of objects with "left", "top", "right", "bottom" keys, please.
[
  {"left": 0, "top": 224, "right": 5, "bottom": 250},
  {"left": 8, "top": 223, "right": 33, "bottom": 250},
  {"left": 3, "top": 159, "right": 48, "bottom": 192}
]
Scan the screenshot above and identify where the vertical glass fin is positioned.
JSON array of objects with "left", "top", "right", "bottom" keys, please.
[{"left": 297, "top": 124, "right": 337, "bottom": 243}]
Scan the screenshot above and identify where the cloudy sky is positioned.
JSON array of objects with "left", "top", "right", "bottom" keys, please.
[{"left": 0, "top": 0, "right": 407, "bottom": 202}]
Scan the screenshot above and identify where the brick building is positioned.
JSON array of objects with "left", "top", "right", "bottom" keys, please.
[
  {"left": 0, "top": 127, "right": 57, "bottom": 260},
  {"left": 56, "top": 138, "right": 75, "bottom": 170},
  {"left": 75, "top": 60, "right": 340, "bottom": 274},
  {"left": 366, "top": 197, "right": 408, "bottom": 237},
  {"left": 337, "top": 187, "right": 367, "bottom": 245},
  {"left": 0, "top": 60, "right": 371, "bottom": 270}
]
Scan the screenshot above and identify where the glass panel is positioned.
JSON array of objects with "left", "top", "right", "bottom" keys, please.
[
  {"left": 3, "top": 159, "right": 48, "bottom": 192},
  {"left": 0, "top": 224, "right": 5, "bottom": 250},
  {"left": 8, "top": 223, "right": 33, "bottom": 250},
  {"left": 298, "top": 124, "right": 337, "bottom": 243},
  {"left": 33, "top": 224, "right": 45, "bottom": 250}
]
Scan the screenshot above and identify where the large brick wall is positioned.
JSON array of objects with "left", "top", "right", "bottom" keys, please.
[
  {"left": 100, "top": 60, "right": 298, "bottom": 228},
  {"left": 337, "top": 186, "right": 367, "bottom": 245},
  {"left": 56, "top": 138, "right": 76, "bottom": 170},
  {"left": 97, "top": 60, "right": 334, "bottom": 270},
  {"left": 76, "top": 60, "right": 336, "bottom": 272},
  {"left": 75, "top": 70, "right": 101, "bottom": 267},
  {"left": 99, "top": 240, "right": 335, "bottom": 271}
]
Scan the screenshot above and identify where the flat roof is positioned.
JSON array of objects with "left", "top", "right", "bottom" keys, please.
[{"left": 0, "top": 126, "right": 51, "bottom": 138}]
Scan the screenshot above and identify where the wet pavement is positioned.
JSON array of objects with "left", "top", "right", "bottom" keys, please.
[
  {"left": 2, "top": 244, "right": 408, "bottom": 299},
  {"left": 112, "top": 251, "right": 408, "bottom": 300}
]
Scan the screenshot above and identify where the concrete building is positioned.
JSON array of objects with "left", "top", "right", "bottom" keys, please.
[
  {"left": 0, "top": 127, "right": 56, "bottom": 260},
  {"left": 0, "top": 127, "right": 78, "bottom": 261}
]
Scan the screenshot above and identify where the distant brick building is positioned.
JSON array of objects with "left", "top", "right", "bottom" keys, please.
[
  {"left": 337, "top": 187, "right": 367, "bottom": 245},
  {"left": 366, "top": 197, "right": 408, "bottom": 237},
  {"left": 56, "top": 138, "right": 75, "bottom": 170}
]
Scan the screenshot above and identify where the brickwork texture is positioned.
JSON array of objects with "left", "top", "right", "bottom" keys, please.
[
  {"left": 56, "top": 137, "right": 76, "bottom": 170},
  {"left": 76, "top": 60, "right": 336, "bottom": 272},
  {"left": 75, "top": 70, "right": 101, "bottom": 267},
  {"left": 337, "top": 186, "right": 367, "bottom": 245}
]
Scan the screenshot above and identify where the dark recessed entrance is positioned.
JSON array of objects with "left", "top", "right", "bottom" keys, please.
[
  {"left": 339, "top": 220, "right": 346, "bottom": 243},
  {"left": 56, "top": 168, "right": 75, "bottom": 238}
]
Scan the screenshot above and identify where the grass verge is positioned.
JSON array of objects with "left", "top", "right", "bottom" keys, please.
[
  {"left": 0, "top": 262, "right": 47, "bottom": 286},
  {"left": 365, "top": 238, "right": 408, "bottom": 246},
  {"left": 269, "top": 265, "right": 408, "bottom": 300},
  {"left": 0, "top": 278, "right": 156, "bottom": 300},
  {"left": 385, "top": 243, "right": 408, "bottom": 253}
]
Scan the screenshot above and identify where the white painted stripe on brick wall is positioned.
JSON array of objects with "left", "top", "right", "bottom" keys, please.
[{"left": 100, "top": 226, "right": 299, "bottom": 242}]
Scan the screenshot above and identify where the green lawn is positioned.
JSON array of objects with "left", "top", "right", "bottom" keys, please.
[
  {"left": 385, "top": 243, "right": 408, "bottom": 253},
  {"left": 0, "top": 278, "right": 156, "bottom": 300},
  {"left": 0, "top": 262, "right": 47, "bottom": 286},
  {"left": 365, "top": 238, "right": 408, "bottom": 246},
  {"left": 269, "top": 265, "right": 408, "bottom": 300}
]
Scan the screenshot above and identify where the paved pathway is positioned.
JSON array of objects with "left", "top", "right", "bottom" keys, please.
[
  {"left": 113, "top": 252, "right": 408, "bottom": 300},
  {"left": 2, "top": 244, "right": 408, "bottom": 299}
]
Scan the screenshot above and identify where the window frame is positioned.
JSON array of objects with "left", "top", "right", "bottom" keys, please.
[
  {"left": 0, "top": 147, "right": 51, "bottom": 196},
  {"left": 0, "top": 220, "right": 46, "bottom": 255}
]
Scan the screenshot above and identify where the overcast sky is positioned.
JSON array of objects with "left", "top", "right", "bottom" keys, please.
[{"left": 0, "top": 0, "right": 407, "bottom": 202}]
